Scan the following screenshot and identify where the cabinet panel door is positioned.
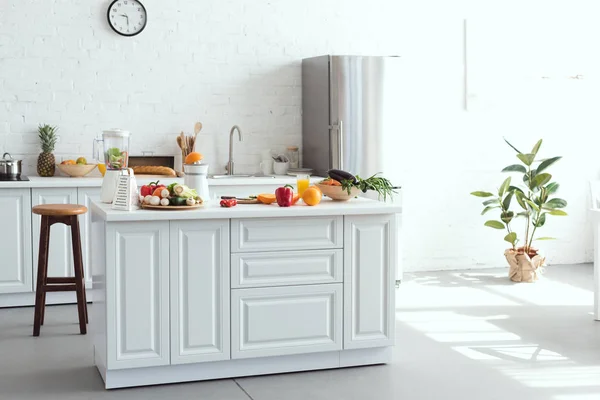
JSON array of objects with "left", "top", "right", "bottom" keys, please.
[
  {"left": 231, "top": 249, "right": 343, "bottom": 288},
  {"left": 106, "top": 221, "right": 170, "bottom": 369},
  {"left": 231, "top": 216, "right": 343, "bottom": 253},
  {"left": 32, "top": 188, "right": 78, "bottom": 284},
  {"left": 344, "top": 215, "right": 396, "bottom": 349},
  {"left": 78, "top": 187, "right": 101, "bottom": 288},
  {"left": 231, "top": 284, "right": 343, "bottom": 359},
  {"left": 170, "top": 220, "right": 230, "bottom": 365},
  {"left": 0, "top": 189, "right": 33, "bottom": 294}
]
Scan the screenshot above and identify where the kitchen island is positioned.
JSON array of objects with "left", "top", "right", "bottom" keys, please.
[{"left": 90, "top": 198, "right": 401, "bottom": 389}]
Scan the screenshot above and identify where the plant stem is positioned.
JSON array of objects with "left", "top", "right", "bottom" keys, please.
[
  {"left": 524, "top": 168, "right": 532, "bottom": 253},
  {"left": 528, "top": 226, "right": 537, "bottom": 251}
]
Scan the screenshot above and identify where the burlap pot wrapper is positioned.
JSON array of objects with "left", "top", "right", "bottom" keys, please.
[{"left": 504, "top": 248, "right": 546, "bottom": 283}]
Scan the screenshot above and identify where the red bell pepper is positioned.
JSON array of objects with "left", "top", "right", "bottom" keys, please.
[
  {"left": 275, "top": 184, "right": 294, "bottom": 207},
  {"left": 220, "top": 198, "right": 237, "bottom": 208},
  {"left": 140, "top": 180, "right": 164, "bottom": 197}
]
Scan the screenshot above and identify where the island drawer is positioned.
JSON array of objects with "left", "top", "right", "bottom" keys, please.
[
  {"left": 231, "top": 249, "right": 343, "bottom": 288},
  {"left": 230, "top": 216, "right": 343, "bottom": 253},
  {"left": 231, "top": 284, "right": 343, "bottom": 359}
]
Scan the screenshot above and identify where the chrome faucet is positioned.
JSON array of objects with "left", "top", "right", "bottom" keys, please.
[{"left": 227, "top": 125, "right": 242, "bottom": 175}]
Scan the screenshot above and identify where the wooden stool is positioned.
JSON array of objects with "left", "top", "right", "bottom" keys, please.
[{"left": 32, "top": 204, "right": 89, "bottom": 336}]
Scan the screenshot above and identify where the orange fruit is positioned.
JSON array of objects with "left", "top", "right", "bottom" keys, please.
[
  {"left": 257, "top": 193, "right": 276, "bottom": 204},
  {"left": 292, "top": 194, "right": 300, "bottom": 205},
  {"left": 185, "top": 152, "right": 203, "bottom": 164},
  {"left": 302, "top": 186, "right": 322, "bottom": 206}
]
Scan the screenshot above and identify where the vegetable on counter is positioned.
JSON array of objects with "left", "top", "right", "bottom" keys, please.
[
  {"left": 140, "top": 181, "right": 164, "bottom": 197},
  {"left": 257, "top": 193, "right": 277, "bottom": 204},
  {"left": 275, "top": 184, "right": 295, "bottom": 207},
  {"left": 302, "top": 186, "right": 322, "bottom": 206},
  {"left": 325, "top": 169, "right": 398, "bottom": 201},
  {"left": 172, "top": 184, "right": 198, "bottom": 199},
  {"left": 220, "top": 198, "right": 237, "bottom": 208}
]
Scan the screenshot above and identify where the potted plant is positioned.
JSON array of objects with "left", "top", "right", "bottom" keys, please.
[{"left": 471, "top": 139, "right": 568, "bottom": 282}]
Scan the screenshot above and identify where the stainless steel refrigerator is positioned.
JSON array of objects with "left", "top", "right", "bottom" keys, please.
[{"left": 302, "top": 55, "right": 402, "bottom": 183}]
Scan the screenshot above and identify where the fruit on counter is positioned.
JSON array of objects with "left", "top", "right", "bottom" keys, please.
[
  {"left": 292, "top": 194, "right": 300, "bottom": 205},
  {"left": 220, "top": 198, "right": 237, "bottom": 208},
  {"left": 76, "top": 157, "right": 87, "bottom": 165},
  {"left": 302, "top": 186, "right": 322, "bottom": 206},
  {"left": 275, "top": 184, "right": 294, "bottom": 207},
  {"left": 140, "top": 181, "right": 165, "bottom": 197},
  {"left": 37, "top": 124, "right": 58, "bottom": 177},
  {"left": 257, "top": 193, "right": 277, "bottom": 204},
  {"left": 61, "top": 160, "right": 76, "bottom": 165},
  {"left": 184, "top": 152, "right": 204, "bottom": 164},
  {"left": 319, "top": 177, "right": 341, "bottom": 186}
]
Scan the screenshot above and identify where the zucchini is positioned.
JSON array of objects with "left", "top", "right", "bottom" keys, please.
[
  {"left": 328, "top": 169, "right": 357, "bottom": 184},
  {"left": 169, "top": 197, "right": 187, "bottom": 206}
]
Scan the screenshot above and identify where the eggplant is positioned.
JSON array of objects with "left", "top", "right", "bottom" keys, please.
[{"left": 328, "top": 169, "right": 357, "bottom": 184}]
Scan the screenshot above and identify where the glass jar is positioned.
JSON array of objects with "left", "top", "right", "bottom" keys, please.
[{"left": 287, "top": 146, "right": 299, "bottom": 169}]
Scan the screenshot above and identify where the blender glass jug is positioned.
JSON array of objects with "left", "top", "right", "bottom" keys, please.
[{"left": 94, "top": 129, "right": 131, "bottom": 203}]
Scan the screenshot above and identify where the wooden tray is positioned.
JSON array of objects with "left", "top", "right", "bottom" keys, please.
[{"left": 141, "top": 204, "right": 203, "bottom": 211}]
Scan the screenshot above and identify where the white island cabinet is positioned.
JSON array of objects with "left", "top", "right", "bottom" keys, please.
[{"left": 91, "top": 198, "right": 402, "bottom": 389}]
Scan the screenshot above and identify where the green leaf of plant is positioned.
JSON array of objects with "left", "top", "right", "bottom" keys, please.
[
  {"left": 509, "top": 185, "right": 524, "bottom": 195},
  {"left": 501, "top": 211, "right": 514, "bottom": 224},
  {"left": 515, "top": 191, "right": 527, "bottom": 210},
  {"left": 504, "top": 138, "right": 522, "bottom": 154},
  {"left": 531, "top": 139, "right": 543, "bottom": 155},
  {"left": 537, "top": 156, "right": 562, "bottom": 174},
  {"left": 498, "top": 177, "right": 511, "bottom": 196},
  {"left": 517, "top": 153, "right": 536, "bottom": 166},
  {"left": 516, "top": 211, "right": 530, "bottom": 217},
  {"left": 525, "top": 199, "right": 540, "bottom": 211},
  {"left": 504, "top": 232, "right": 517, "bottom": 245},
  {"left": 531, "top": 173, "right": 552, "bottom": 188},
  {"left": 502, "top": 191, "right": 513, "bottom": 211},
  {"left": 481, "top": 206, "right": 499, "bottom": 215},
  {"left": 483, "top": 198, "right": 500, "bottom": 206},
  {"left": 546, "top": 182, "right": 560, "bottom": 194},
  {"left": 534, "top": 212, "right": 546, "bottom": 227},
  {"left": 485, "top": 220, "right": 505, "bottom": 229},
  {"left": 471, "top": 191, "right": 494, "bottom": 198},
  {"left": 548, "top": 209, "right": 568, "bottom": 216},
  {"left": 535, "top": 237, "right": 556, "bottom": 241},
  {"left": 545, "top": 198, "right": 567, "bottom": 209},
  {"left": 502, "top": 164, "right": 527, "bottom": 173}
]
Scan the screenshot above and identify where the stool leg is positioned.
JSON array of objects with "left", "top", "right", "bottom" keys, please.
[
  {"left": 33, "top": 216, "right": 50, "bottom": 337},
  {"left": 76, "top": 226, "right": 89, "bottom": 324},
  {"left": 70, "top": 216, "right": 87, "bottom": 334}
]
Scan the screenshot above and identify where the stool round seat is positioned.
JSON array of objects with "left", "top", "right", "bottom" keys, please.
[{"left": 32, "top": 204, "right": 87, "bottom": 216}]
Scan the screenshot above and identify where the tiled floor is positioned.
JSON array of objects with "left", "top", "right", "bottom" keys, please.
[{"left": 1, "top": 264, "right": 599, "bottom": 399}]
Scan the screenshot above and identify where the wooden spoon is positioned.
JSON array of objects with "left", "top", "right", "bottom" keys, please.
[{"left": 194, "top": 122, "right": 202, "bottom": 135}]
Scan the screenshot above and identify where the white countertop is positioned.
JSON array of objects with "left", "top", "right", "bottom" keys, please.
[
  {"left": 91, "top": 197, "right": 402, "bottom": 222},
  {"left": 0, "top": 175, "right": 322, "bottom": 189}
]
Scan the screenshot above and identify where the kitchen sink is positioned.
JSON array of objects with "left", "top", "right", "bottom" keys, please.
[{"left": 210, "top": 174, "right": 275, "bottom": 179}]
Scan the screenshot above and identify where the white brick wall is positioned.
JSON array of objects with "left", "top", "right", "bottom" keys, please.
[
  {"left": 1, "top": 1, "right": 599, "bottom": 272},
  {"left": 0, "top": 0, "right": 403, "bottom": 174}
]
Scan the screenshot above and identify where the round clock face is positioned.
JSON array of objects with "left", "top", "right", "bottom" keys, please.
[{"left": 107, "top": 0, "right": 147, "bottom": 37}]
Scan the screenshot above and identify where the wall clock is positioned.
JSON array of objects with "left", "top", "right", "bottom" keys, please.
[{"left": 107, "top": 0, "right": 147, "bottom": 37}]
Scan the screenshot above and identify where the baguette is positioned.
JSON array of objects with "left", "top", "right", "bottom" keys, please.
[{"left": 132, "top": 166, "right": 177, "bottom": 176}]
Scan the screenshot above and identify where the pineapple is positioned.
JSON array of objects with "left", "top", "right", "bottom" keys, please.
[{"left": 37, "top": 124, "right": 58, "bottom": 177}]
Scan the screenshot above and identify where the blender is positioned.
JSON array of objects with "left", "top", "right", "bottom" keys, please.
[{"left": 94, "top": 129, "right": 131, "bottom": 203}]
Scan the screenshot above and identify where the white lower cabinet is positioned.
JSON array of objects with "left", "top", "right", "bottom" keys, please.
[
  {"left": 231, "top": 284, "right": 343, "bottom": 359},
  {"left": 78, "top": 187, "right": 101, "bottom": 289},
  {"left": 0, "top": 189, "right": 33, "bottom": 294},
  {"left": 170, "top": 220, "right": 230, "bottom": 364},
  {"left": 344, "top": 215, "right": 396, "bottom": 349},
  {"left": 31, "top": 188, "right": 78, "bottom": 285},
  {"left": 106, "top": 221, "right": 170, "bottom": 369}
]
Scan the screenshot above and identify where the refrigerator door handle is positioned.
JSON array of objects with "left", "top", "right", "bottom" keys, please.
[
  {"left": 329, "top": 120, "right": 343, "bottom": 170},
  {"left": 338, "top": 120, "right": 343, "bottom": 170}
]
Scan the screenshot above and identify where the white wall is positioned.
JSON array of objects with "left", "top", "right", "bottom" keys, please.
[
  {"left": 1, "top": 1, "right": 598, "bottom": 271},
  {"left": 0, "top": 0, "right": 403, "bottom": 174}
]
